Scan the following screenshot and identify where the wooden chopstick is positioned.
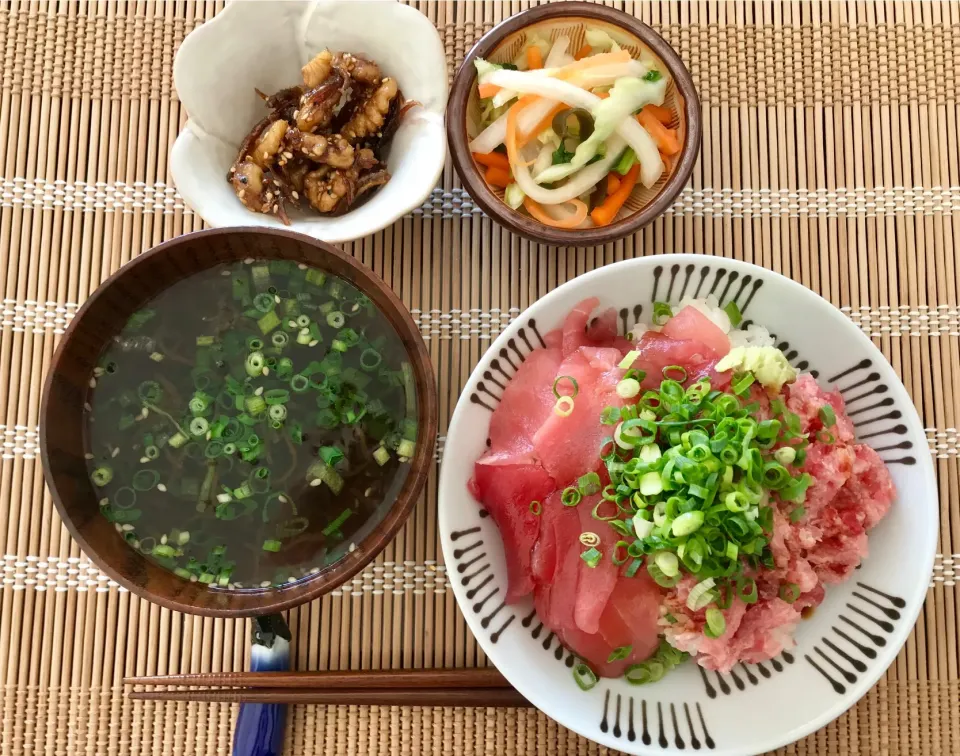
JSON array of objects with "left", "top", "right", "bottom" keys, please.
[
  {"left": 125, "top": 667, "right": 510, "bottom": 690},
  {"left": 127, "top": 686, "right": 532, "bottom": 708}
]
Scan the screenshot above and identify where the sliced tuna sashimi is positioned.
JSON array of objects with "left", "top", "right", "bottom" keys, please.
[
  {"left": 532, "top": 347, "right": 627, "bottom": 486},
  {"left": 558, "top": 570, "right": 663, "bottom": 677},
  {"left": 661, "top": 305, "right": 731, "bottom": 357},
  {"left": 488, "top": 347, "right": 564, "bottom": 458},
  {"left": 573, "top": 496, "right": 619, "bottom": 634},
  {"left": 597, "top": 571, "right": 663, "bottom": 668},
  {"left": 470, "top": 455, "right": 556, "bottom": 603},
  {"left": 534, "top": 497, "right": 583, "bottom": 634},
  {"left": 562, "top": 297, "right": 601, "bottom": 356},
  {"left": 632, "top": 331, "right": 720, "bottom": 389}
]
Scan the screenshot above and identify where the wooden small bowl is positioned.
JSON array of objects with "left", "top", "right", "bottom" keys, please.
[
  {"left": 40, "top": 228, "right": 438, "bottom": 618},
  {"left": 447, "top": 2, "right": 701, "bottom": 246}
]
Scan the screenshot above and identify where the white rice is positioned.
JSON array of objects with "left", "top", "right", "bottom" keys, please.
[{"left": 630, "top": 295, "right": 775, "bottom": 350}]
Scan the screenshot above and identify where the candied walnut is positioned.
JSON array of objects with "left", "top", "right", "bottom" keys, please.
[
  {"left": 249, "top": 119, "right": 289, "bottom": 169},
  {"left": 342, "top": 77, "right": 399, "bottom": 143},
  {"left": 302, "top": 151, "right": 390, "bottom": 215},
  {"left": 296, "top": 69, "right": 347, "bottom": 133},
  {"left": 281, "top": 129, "right": 355, "bottom": 168},
  {"left": 301, "top": 49, "right": 334, "bottom": 88},
  {"left": 304, "top": 166, "right": 352, "bottom": 214},
  {"left": 333, "top": 52, "right": 381, "bottom": 85}
]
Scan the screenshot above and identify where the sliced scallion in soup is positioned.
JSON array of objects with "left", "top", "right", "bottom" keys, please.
[{"left": 84, "top": 259, "right": 416, "bottom": 588}]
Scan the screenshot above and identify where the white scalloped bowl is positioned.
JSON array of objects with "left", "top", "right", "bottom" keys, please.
[
  {"left": 439, "top": 255, "right": 937, "bottom": 756},
  {"left": 171, "top": 0, "right": 447, "bottom": 243}
]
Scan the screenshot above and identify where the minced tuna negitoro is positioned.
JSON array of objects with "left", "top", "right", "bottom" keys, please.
[{"left": 468, "top": 296, "right": 894, "bottom": 688}]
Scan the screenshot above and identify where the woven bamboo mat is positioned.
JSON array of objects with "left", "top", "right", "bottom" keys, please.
[{"left": 0, "top": 0, "right": 958, "bottom": 753}]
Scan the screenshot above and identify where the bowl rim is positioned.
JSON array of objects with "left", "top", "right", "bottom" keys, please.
[
  {"left": 39, "top": 226, "right": 438, "bottom": 617},
  {"left": 437, "top": 254, "right": 938, "bottom": 755},
  {"left": 445, "top": 1, "right": 702, "bottom": 247},
  {"left": 170, "top": 0, "right": 450, "bottom": 244}
]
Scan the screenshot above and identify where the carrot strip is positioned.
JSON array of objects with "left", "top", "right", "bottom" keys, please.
[
  {"left": 505, "top": 96, "right": 539, "bottom": 168},
  {"left": 640, "top": 104, "right": 673, "bottom": 125},
  {"left": 660, "top": 151, "right": 674, "bottom": 174},
  {"left": 637, "top": 111, "right": 681, "bottom": 156},
  {"left": 595, "top": 91, "right": 610, "bottom": 99},
  {"left": 485, "top": 166, "right": 511, "bottom": 188},
  {"left": 517, "top": 103, "right": 566, "bottom": 148},
  {"left": 553, "top": 50, "right": 631, "bottom": 80},
  {"left": 606, "top": 173, "right": 621, "bottom": 193},
  {"left": 527, "top": 46, "right": 543, "bottom": 70},
  {"left": 523, "top": 196, "right": 588, "bottom": 228},
  {"left": 590, "top": 164, "right": 640, "bottom": 227},
  {"left": 478, "top": 82, "right": 501, "bottom": 99},
  {"left": 472, "top": 151, "right": 511, "bottom": 170},
  {"left": 574, "top": 44, "right": 592, "bottom": 60}
]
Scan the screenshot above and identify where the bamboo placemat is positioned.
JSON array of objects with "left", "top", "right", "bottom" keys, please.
[{"left": 0, "top": 1, "right": 958, "bottom": 754}]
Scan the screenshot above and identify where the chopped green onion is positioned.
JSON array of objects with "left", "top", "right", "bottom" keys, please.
[
  {"left": 561, "top": 487, "right": 582, "bottom": 507},
  {"left": 789, "top": 506, "right": 806, "bottom": 523},
  {"left": 577, "top": 472, "right": 601, "bottom": 496},
  {"left": 322, "top": 508, "right": 353, "bottom": 536},
  {"left": 654, "top": 551, "right": 679, "bottom": 577},
  {"left": 779, "top": 582, "right": 801, "bottom": 604},
  {"left": 529, "top": 500, "right": 542, "bottom": 516},
  {"left": 723, "top": 301, "right": 742, "bottom": 327},
  {"left": 257, "top": 310, "right": 281, "bottom": 334},
  {"left": 373, "top": 446, "right": 390, "bottom": 466},
  {"left": 600, "top": 406, "right": 621, "bottom": 425},
  {"left": 672, "top": 511, "right": 704, "bottom": 538},
  {"left": 572, "top": 663, "right": 598, "bottom": 691},
  {"left": 607, "top": 645, "right": 632, "bottom": 663},
  {"left": 652, "top": 301, "right": 673, "bottom": 326},
  {"left": 774, "top": 446, "right": 797, "bottom": 466},
  {"left": 819, "top": 405, "right": 836, "bottom": 427},
  {"left": 91, "top": 466, "right": 113, "bottom": 486},
  {"left": 736, "top": 576, "right": 758, "bottom": 604},
  {"left": 554, "top": 396, "right": 575, "bottom": 416},
  {"left": 581, "top": 547, "right": 602, "bottom": 568},
  {"left": 704, "top": 607, "right": 726, "bottom": 638},
  {"left": 262, "top": 539, "right": 282, "bottom": 552},
  {"left": 619, "top": 350, "right": 640, "bottom": 369},
  {"left": 617, "top": 378, "right": 641, "bottom": 399},
  {"left": 245, "top": 351, "right": 265, "bottom": 377},
  {"left": 552, "top": 375, "right": 579, "bottom": 399},
  {"left": 686, "top": 577, "right": 716, "bottom": 610}
]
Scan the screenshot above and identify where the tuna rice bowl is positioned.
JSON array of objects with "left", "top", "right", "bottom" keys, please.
[{"left": 467, "top": 295, "right": 896, "bottom": 689}]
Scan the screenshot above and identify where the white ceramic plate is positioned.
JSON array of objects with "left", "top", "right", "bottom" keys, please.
[
  {"left": 171, "top": 0, "right": 447, "bottom": 243},
  {"left": 438, "top": 255, "right": 937, "bottom": 756}
]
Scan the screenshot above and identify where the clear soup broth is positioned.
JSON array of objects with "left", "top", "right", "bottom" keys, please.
[{"left": 84, "top": 259, "right": 416, "bottom": 589}]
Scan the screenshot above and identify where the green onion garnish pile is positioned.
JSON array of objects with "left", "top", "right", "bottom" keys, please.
[
  {"left": 85, "top": 259, "right": 417, "bottom": 588},
  {"left": 573, "top": 363, "right": 824, "bottom": 635}
]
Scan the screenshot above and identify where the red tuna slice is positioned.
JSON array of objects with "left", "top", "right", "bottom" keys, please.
[
  {"left": 471, "top": 455, "right": 556, "bottom": 603},
  {"left": 563, "top": 297, "right": 625, "bottom": 356},
  {"left": 531, "top": 491, "right": 563, "bottom": 585},
  {"left": 573, "top": 496, "right": 619, "bottom": 634},
  {"left": 561, "top": 570, "right": 664, "bottom": 677},
  {"left": 597, "top": 571, "right": 664, "bottom": 666},
  {"left": 535, "top": 499, "right": 584, "bottom": 634},
  {"left": 488, "top": 347, "right": 564, "bottom": 457},
  {"left": 532, "top": 347, "right": 627, "bottom": 487},
  {"left": 632, "top": 331, "right": 720, "bottom": 389},
  {"left": 562, "top": 297, "right": 600, "bottom": 356},
  {"left": 661, "top": 305, "right": 731, "bottom": 357}
]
